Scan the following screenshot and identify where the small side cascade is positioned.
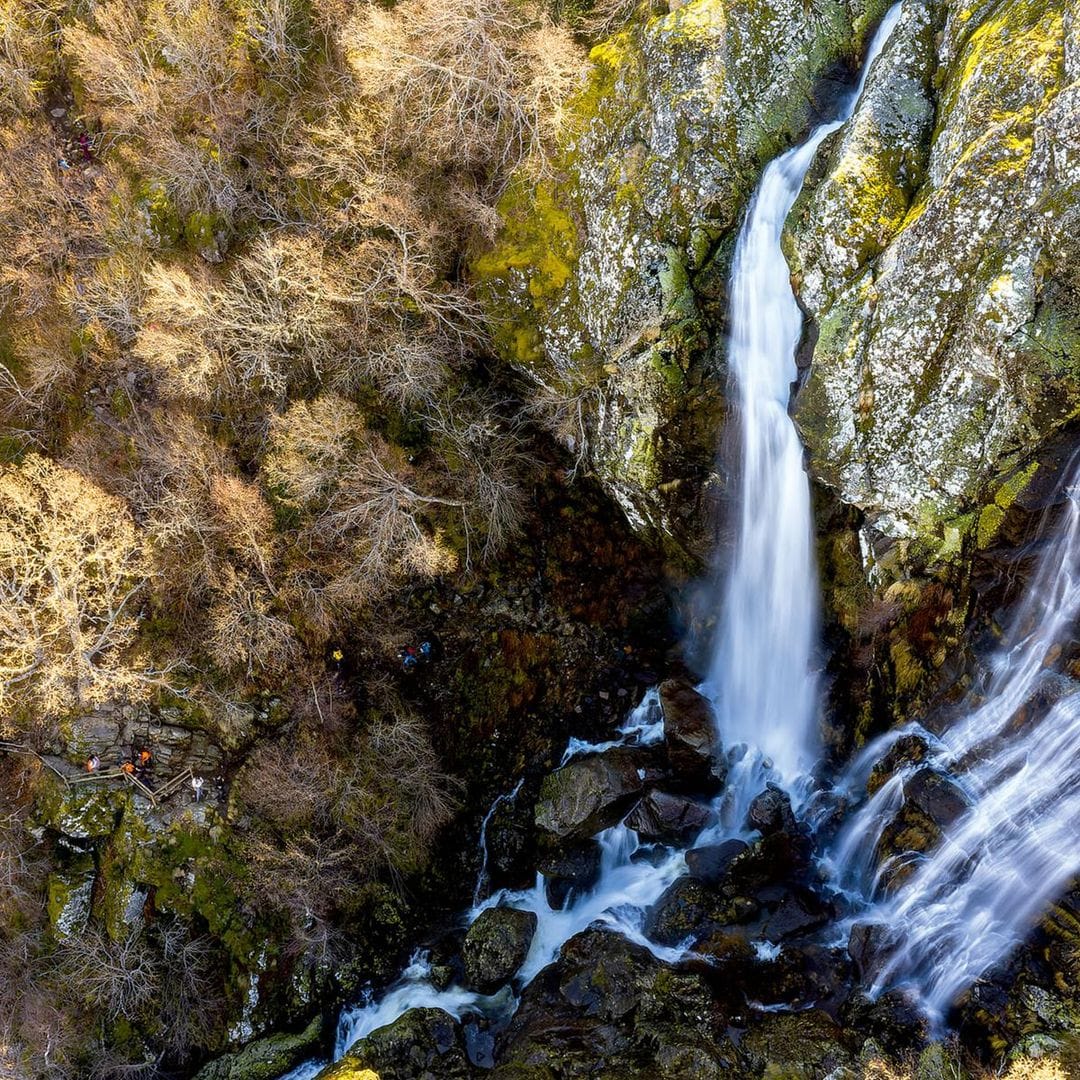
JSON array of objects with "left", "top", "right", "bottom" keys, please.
[
  {"left": 473, "top": 779, "right": 524, "bottom": 906},
  {"left": 831, "top": 458, "right": 1080, "bottom": 1024}
]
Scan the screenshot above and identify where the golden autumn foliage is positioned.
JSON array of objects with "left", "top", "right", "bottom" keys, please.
[{"left": 0, "top": 0, "right": 582, "bottom": 1065}]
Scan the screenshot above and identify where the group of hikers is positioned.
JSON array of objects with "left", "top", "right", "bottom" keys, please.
[
  {"left": 83, "top": 745, "right": 206, "bottom": 802},
  {"left": 85, "top": 745, "right": 153, "bottom": 782}
]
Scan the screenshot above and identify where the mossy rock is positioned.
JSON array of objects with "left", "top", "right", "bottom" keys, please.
[{"left": 194, "top": 1013, "right": 324, "bottom": 1080}]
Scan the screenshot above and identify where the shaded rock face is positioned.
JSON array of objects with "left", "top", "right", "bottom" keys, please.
[
  {"left": 474, "top": 0, "right": 891, "bottom": 550},
  {"left": 534, "top": 748, "right": 645, "bottom": 840},
  {"left": 321, "top": 1008, "right": 472, "bottom": 1080},
  {"left": 791, "top": 0, "right": 1080, "bottom": 547},
  {"left": 538, "top": 840, "right": 603, "bottom": 909},
  {"left": 659, "top": 678, "right": 726, "bottom": 790},
  {"left": 463, "top": 906, "right": 539, "bottom": 993}
]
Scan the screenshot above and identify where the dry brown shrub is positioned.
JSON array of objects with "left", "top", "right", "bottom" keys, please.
[
  {"left": 343, "top": 0, "right": 582, "bottom": 175},
  {"left": 207, "top": 567, "right": 299, "bottom": 678},
  {"left": 0, "top": 0, "right": 56, "bottom": 118},
  {"left": 238, "top": 695, "right": 459, "bottom": 953}
]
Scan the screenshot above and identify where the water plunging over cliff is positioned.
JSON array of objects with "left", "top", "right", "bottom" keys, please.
[
  {"left": 704, "top": 2, "right": 903, "bottom": 796},
  {"left": 276, "top": 15, "right": 904, "bottom": 1075}
]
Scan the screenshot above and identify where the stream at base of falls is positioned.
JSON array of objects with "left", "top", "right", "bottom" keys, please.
[{"left": 279, "top": 4, "right": 1080, "bottom": 1072}]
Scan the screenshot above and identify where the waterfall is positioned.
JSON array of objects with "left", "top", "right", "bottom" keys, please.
[
  {"left": 473, "top": 779, "right": 524, "bottom": 905},
  {"left": 834, "top": 459, "right": 1080, "bottom": 1024},
  {"left": 704, "top": 2, "right": 904, "bottom": 796},
  {"left": 275, "top": 15, "right": 905, "bottom": 1076}
]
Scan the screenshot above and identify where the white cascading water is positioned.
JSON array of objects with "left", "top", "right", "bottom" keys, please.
[
  {"left": 831, "top": 459, "right": 1080, "bottom": 1024},
  {"left": 276, "top": 15, "right": 904, "bottom": 1076},
  {"left": 705, "top": 1, "right": 903, "bottom": 802}
]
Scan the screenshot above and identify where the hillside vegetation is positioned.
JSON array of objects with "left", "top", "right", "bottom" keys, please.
[{"left": 0, "top": 0, "right": 591, "bottom": 1072}]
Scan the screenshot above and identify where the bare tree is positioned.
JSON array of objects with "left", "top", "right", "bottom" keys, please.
[{"left": 0, "top": 455, "right": 158, "bottom": 732}]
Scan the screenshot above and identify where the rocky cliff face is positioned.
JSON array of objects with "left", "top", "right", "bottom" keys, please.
[
  {"left": 473, "top": 0, "right": 891, "bottom": 553},
  {"left": 790, "top": 0, "right": 1080, "bottom": 555},
  {"left": 476, "top": 0, "right": 1080, "bottom": 574}
]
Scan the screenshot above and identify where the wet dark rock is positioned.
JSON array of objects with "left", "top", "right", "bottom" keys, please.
[
  {"left": 747, "top": 944, "right": 853, "bottom": 1012},
  {"left": 691, "top": 928, "right": 755, "bottom": 967},
  {"left": 747, "top": 783, "right": 797, "bottom": 836},
  {"left": 463, "top": 907, "right": 538, "bottom": 993},
  {"left": 494, "top": 929, "right": 728, "bottom": 1078},
  {"left": 624, "top": 790, "right": 718, "bottom": 844},
  {"left": 534, "top": 749, "right": 644, "bottom": 840},
  {"left": 761, "top": 886, "right": 833, "bottom": 942},
  {"left": 685, "top": 839, "right": 748, "bottom": 885},
  {"left": 659, "top": 679, "right": 727, "bottom": 791},
  {"left": 875, "top": 768, "right": 971, "bottom": 885},
  {"left": 902, "top": 768, "right": 970, "bottom": 829},
  {"left": 723, "top": 831, "right": 812, "bottom": 894},
  {"left": 644, "top": 877, "right": 758, "bottom": 947},
  {"left": 848, "top": 920, "right": 891, "bottom": 981},
  {"left": 538, "top": 841, "right": 602, "bottom": 910},
  {"left": 322, "top": 1007, "right": 473, "bottom": 1079},
  {"left": 866, "top": 733, "right": 930, "bottom": 795}
]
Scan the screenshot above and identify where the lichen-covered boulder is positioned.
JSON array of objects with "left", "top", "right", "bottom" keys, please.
[
  {"left": 494, "top": 928, "right": 728, "bottom": 1078},
  {"left": 463, "top": 906, "right": 538, "bottom": 992},
  {"left": 474, "top": 0, "right": 891, "bottom": 549},
  {"left": 791, "top": 0, "right": 1080, "bottom": 551},
  {"left": 319, "top": 1008, "right": 473, "bottom": 1080},
  {"left": 534, "top": 748, "right": 644, "bottom": 839},
  {"left": 644, "top": 876, "right": 758, "bottom": 946},
  {"left": 685, "top": 838, "right": 749, "bottom": 885},
  {"left": 194, "top": 1014, "right": 323, "bottom": 1080}
]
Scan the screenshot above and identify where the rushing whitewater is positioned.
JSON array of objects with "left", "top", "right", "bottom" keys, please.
[
  {"left": 277, "top": 15, "right": 905, "bottom": 1077},
  {"left": 706, "top": 2, "right": 903, "bottom": 790},
  {"left": 831, "top": 458, "right": 1080, "bottom": 1022}
]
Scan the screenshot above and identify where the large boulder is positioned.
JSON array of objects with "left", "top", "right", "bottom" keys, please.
[
  {"left": 659, "top": 679, "right": 726, "bottom": 790},
  {"left": 534, "top": 748, "right": 644, "bottom": 840},
  {"left": 644, "top": 877, "right": 758, "bottom": 947},
  {"left": 493, "top": 929, "right": 729, "bottom": 1077},
  {"left": 318, "top": 1008, "right": 473, "bottom": 1080},
  {"left": 473, "top": 0, "right": 893, "bottom": 550},
  {"left": 625, "top": 789, "right": 718, "bottom": 844},
  {"left": 463, "top": 906, "right": 538, "bottom": 993},
  {"left": 685, "top": 839, "right": 749, "bottom": 886},
  {"left": 195, "top": 1014, "right": 323, "bottom": 1080}
]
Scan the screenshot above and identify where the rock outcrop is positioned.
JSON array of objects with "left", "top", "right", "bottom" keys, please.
[
  {"left": 790, "top": 0, "right": 1080, "bottom": 551},
  {"left": 474, "top": 0, "right": 892, "bottom": 550}
]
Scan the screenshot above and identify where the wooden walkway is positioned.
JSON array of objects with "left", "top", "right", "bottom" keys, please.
[{"left": 0, "top": 741, "right": 196, "bottom": 808}]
